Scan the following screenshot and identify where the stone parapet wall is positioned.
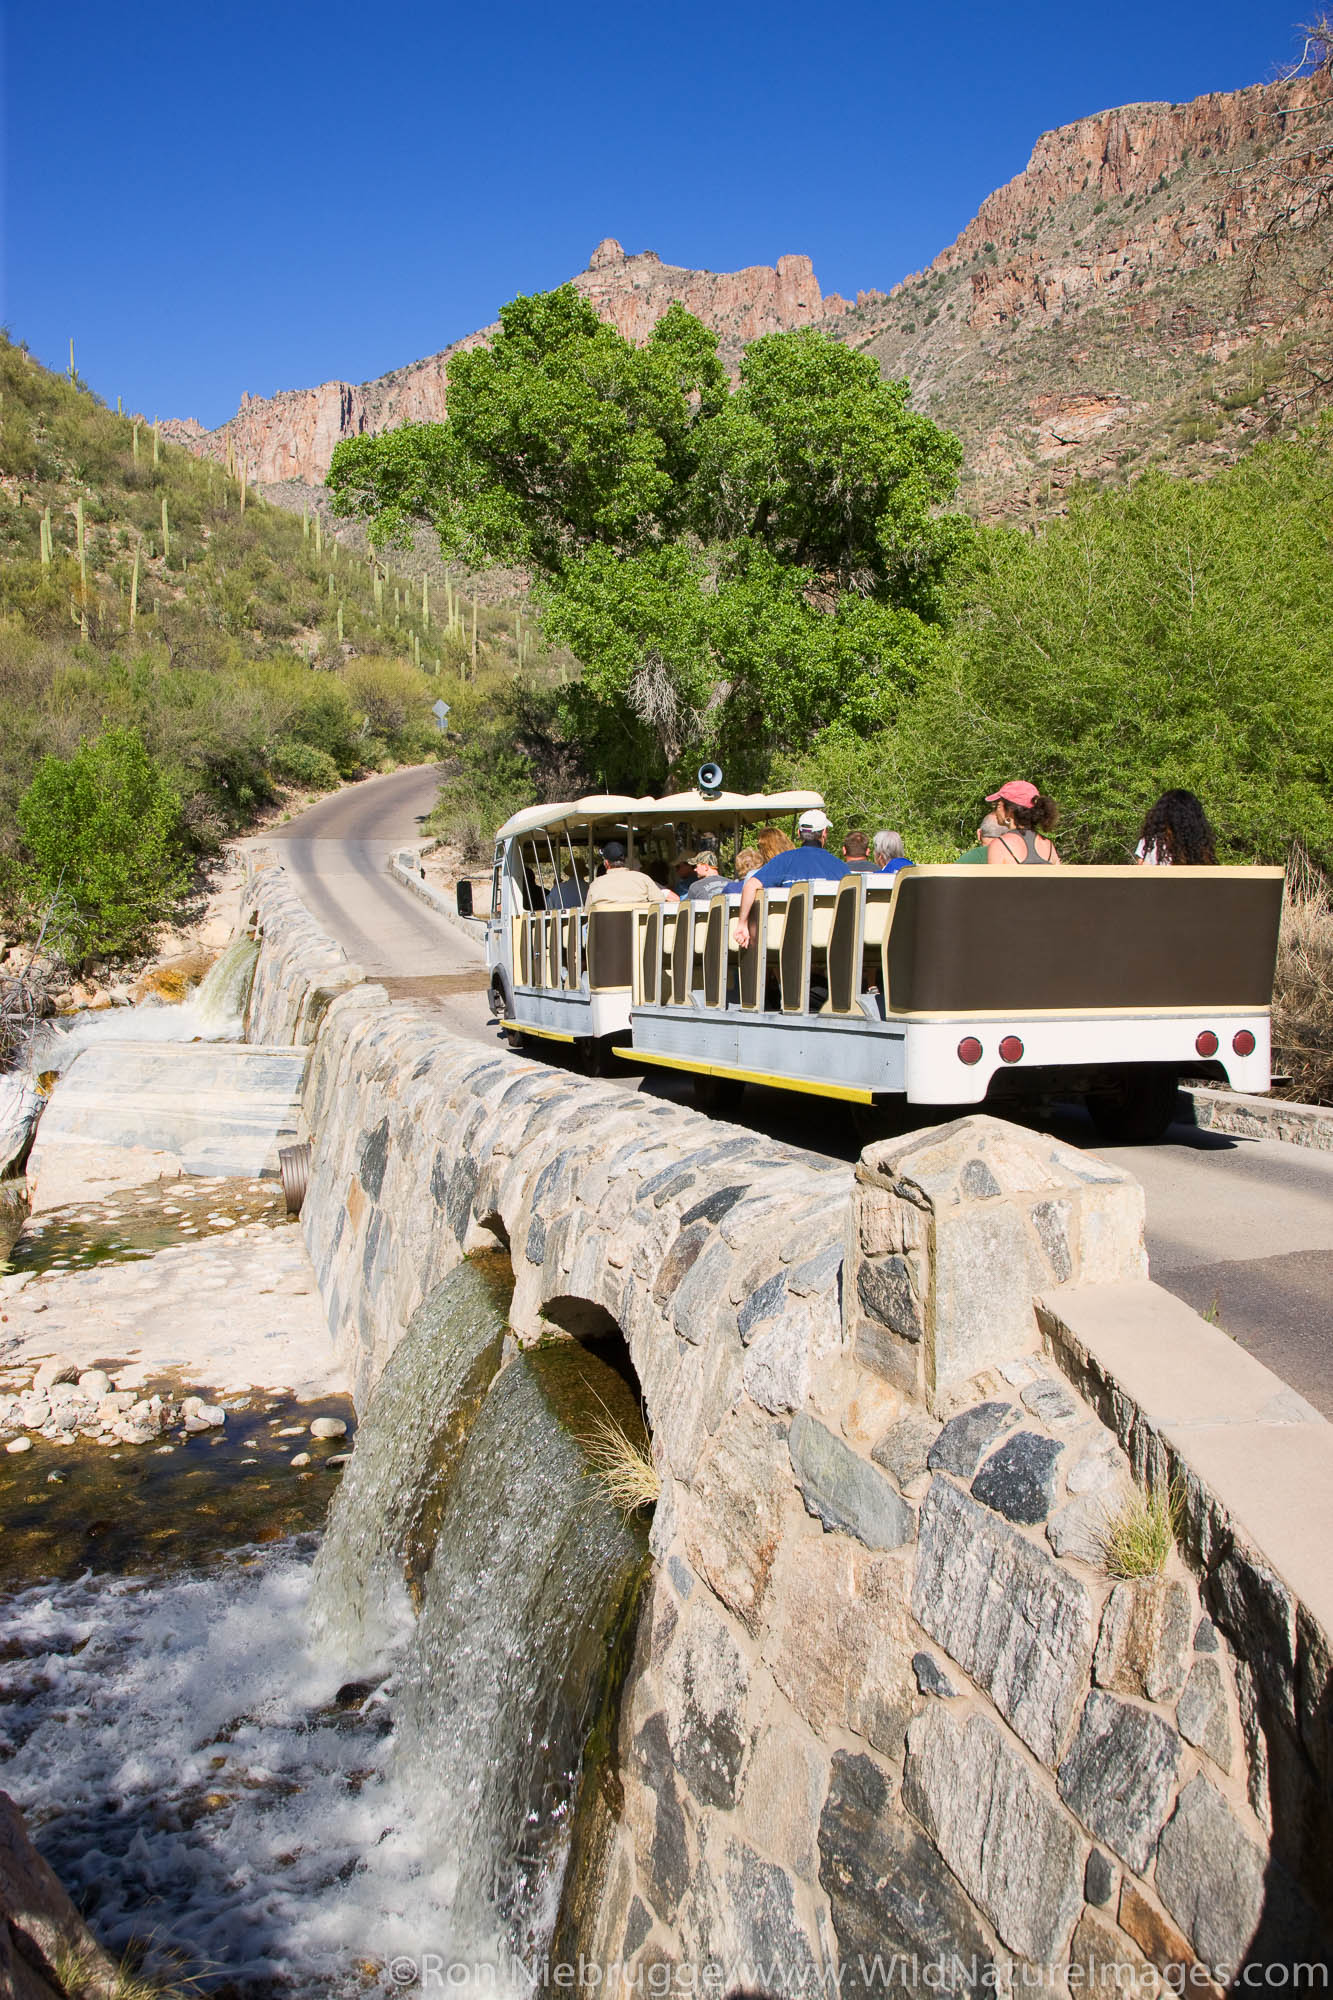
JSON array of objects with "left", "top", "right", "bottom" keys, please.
[
  {"left": 242, "top": 861, "right": 1333, "bottom": 1986},
  {"left": 241, "top": 851, "right": 365, "bottom": 1046}
]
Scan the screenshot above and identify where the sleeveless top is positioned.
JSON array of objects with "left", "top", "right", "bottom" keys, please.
[{"left": 998, "top": 829, "right": 1054, "bottom": 866}]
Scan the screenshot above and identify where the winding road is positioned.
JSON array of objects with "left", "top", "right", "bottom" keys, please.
[{"left": 272, "top": 767, "right": 1333, "bottom": 1417}]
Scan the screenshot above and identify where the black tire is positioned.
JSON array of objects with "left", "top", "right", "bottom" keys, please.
[
  {"left": 1087, "top": 1069, "right": 1182, "bottom": 1145},
  {"left": 692, "top": 1072, "right": 747, "bottom": 1116},
  {"left": 850, "top": 1098, "right": 914, "bottom": 1146}
]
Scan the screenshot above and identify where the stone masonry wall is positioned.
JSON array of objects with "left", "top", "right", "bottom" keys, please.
[{"left": 243, "top": 858, "right": 1333, "bottom": 1987}]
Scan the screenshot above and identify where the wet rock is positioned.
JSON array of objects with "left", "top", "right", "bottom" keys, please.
[
  {"left": 310, "top": 1416, "right": 347, "bottom": 1440},
  {"left": 659, "top": 1602, "right": 750, "bottom": 1811},
  {"left": 970, "top": 1430, "right": 1064, "bottom": 1524},
  {"left": 1057, "top": 1690, "right": 1180, "bottom": 1872},
  {"left": 290, "top": 1451, "right": 312, "bottom": 1467},
  {"left": 789, "top": 1414, "right": 914, "bottom": 1549},
  {"left": 1155, "top": 1775, "right": 1265, "bottom": 1968},
  {"left": 1093, "top": 1578, "right": 1191, "bottom": 1703},
  {"left": 903, "top": 1706, "right": 1085, "bottom": 1961},
  {"left": 927, "top": 1401, "right": 1017, "bottom": 1477},
  {"left": 913, "top": 1479, "right": 1092, "bottom": 1763}
]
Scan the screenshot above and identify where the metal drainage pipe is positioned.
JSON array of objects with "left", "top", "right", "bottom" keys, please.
[{"left": 279, "top": 1141, "right": 311, "bottom": 1217}]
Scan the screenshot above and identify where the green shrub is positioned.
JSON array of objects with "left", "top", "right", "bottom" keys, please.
[
  {"left": 17, "top": 725, "right": 189, "bottom": 961},
  {"left": 269, "top": 738, "right": 340, "bottom": 789}
]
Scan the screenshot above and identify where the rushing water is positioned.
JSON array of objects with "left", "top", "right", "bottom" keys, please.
[
  {"left": 310, "top": 1258, "right": 513, "bottom": 1667},
  {"left": 0, "top": 1256, "right": 653, "bottom": 1995},
  {"left": 32, "top": 933, "right": 261, "bottom": 1076}
]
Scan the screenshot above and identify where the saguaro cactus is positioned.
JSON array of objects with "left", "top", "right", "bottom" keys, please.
[
  {"left": 314, "top": 513, "right": 323, "bottom": 556},
  {"left": 337, "top": 602, "right": 344, "bottom": 643},
  {"left": 75, "top": 497, "right": 86, "bottom": 588},
  {"left": 130, "top": 542, "right": 140, "bottom": 628},
  {"left": 152, "top": 418, "right": 160, "bottom": 465},
  {"left": 39, "top": 506, "right": 52, "bottom": 566},
  {"left": 132, "top": 418, "right": 140, "bottom": 465},
  {"left": 161, "top": 497, "right": 171, "bottom": 561},
  {"left": 421, "top": 576, "right": 430, "bottom": 629}
]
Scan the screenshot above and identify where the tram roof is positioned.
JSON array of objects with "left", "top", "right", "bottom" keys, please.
[{"left": 495, "top": 789, "right": 825, "bottom": 841}]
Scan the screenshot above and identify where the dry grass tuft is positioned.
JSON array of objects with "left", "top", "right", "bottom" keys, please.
[
  {"left": 1099, "top": 1480, "right": 1183, "bottom": 1580},
  {"left": 1272, "top": 850, "right": 1333, "bottom": 1107},
  {"left": 580, "top": 1411, "right": 660, "bottom": 1518}
]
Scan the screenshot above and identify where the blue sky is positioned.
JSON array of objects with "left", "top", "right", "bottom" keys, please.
[{"left": 3, "top": 0, "right": 1313, "bottom": 428}]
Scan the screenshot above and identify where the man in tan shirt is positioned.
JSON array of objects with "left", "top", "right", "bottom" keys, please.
[{"left": 584, "top": 841, "right": 678, "bottom": 908}]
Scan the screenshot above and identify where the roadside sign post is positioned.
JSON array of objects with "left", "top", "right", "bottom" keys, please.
[{"left": 432, "top": 699, "right": 451, "bottom": 734}]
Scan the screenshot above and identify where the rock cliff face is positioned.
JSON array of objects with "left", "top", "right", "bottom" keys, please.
[
  {"left": 835, "top": 72, "right": 1333, "bottom": 512},
  {"left": 167, "top": 71, "right": 1332, "bottom": 515},
  {"left": 170, "top": 243, "right": 848, "bottom": 489}
]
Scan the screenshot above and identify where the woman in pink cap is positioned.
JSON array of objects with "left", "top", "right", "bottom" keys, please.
[{"left": 984, "top": 780, "right": 1061, "bottom": 866}]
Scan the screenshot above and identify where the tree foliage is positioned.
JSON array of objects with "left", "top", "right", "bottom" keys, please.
[
  {"left": 18, "top": 727, "right": 190, "bottom": 960},
  {"left": 328, "top": 287, "right": 965, "bottom": 789},
  {"left": 787, "top": 423, "right": 1333, "bottom": 866}
]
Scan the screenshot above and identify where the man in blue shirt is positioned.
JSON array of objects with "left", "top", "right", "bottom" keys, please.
[{"left": 735, "top": 809, "right": 848, "bottom": 949}]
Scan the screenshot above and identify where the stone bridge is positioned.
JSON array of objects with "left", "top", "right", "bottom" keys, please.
[{"left": 242, "top": 853, "right": 1333, "bottom": 1988}]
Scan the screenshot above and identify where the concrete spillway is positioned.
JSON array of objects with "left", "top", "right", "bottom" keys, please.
[{"left": 28, "top": 1041, "right": 306, "bottom": 1185}]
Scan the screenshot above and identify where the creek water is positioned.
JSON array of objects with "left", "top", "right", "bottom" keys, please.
[
  {"left": 31, "top": 933, "right": 261, "bottom": 1077},
  {"left": 0, "top": 1258, "right": 652, "bottom": 1995}
]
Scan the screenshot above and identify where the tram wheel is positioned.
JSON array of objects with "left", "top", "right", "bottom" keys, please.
[
  {"left": 692, "top": 1072, "right": 746, "bottom": 1116},
  {"left": 1086, "top": 1068, "right": 1181, "bottom": 1145}
]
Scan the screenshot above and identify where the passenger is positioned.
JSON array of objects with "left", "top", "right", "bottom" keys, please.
[
  {"left": 672, "top": 855, "right": 697, "bottom": 894},
  {"left": 873, "top": 829, "right": 905, "bottom": 868},
  {"left": 735, "top": 809, "right": 849, "bottom": 949},
  {"left": 842, "top": 831, "right": 876, "bottom": 873},
  {"left": 984, "top": 782, "right": 1061, "bottom": 867},
  {"left": 585, "top": 840, "right": 678, "bottom": 908},
  {"left": 955, "top": 813, "right": 1004, "bottom": 865},
  {"left": 1136, "top": 790, "right": 1217, "bottom": 866},
  {"left": 685, "top": 851, "right": 728, "bottom": 900},
  {"left": 756, "top": 827, "right": 794, "bottom": 865},
  {"left": 645, "top": 858, "right": 672, "bottom": 889},
  {"left": 545, "top": 869, "right": 586, "bottom": 909},
  {"left": 733, "top": 847, "right": 761, "bottom": 878}
]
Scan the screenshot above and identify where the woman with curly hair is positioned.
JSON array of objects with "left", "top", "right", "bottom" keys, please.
[
  {"left": 1135, "top": 790, "right": 1217, "bottom": 867},
  {"left": 984, "top": 781, "right": 1061, "bottom": 866}
]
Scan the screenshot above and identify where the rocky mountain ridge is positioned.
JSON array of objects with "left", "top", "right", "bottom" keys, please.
[
  {"left": 167, "top": 68, "right": 1332, "bottom": 516},
  {"left": 164, "top": 243, "right": 857, "bottom": 490},
  {"left": 836, "top": 70, "right": 1333, "bottom": 511}
]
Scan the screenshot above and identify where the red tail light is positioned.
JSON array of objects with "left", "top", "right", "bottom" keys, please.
[
  {"left": 1232, "top": 1029, "right": 1256, "bottom": 1056},
  {"left": 1195, "top": 1031, "right": 1219, "bottom": 1057},
  {"left": 999, "top": 1035, "right": 1024, "bottom": 1064},
  {"left": 957, "top": 1037, "right": 983, "bottom": 1066}
]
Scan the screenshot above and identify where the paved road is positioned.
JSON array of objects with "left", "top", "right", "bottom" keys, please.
[
  {"left": 266, "top": 766, "right": 491, "bottom": 1041},
  {"left": 274, "top": 769, "right": 1333, "bottom": 1418}
]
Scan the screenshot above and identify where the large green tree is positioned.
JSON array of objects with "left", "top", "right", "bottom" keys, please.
[{"left": 328, "top": 287, "right": 965, "bottom": 790}]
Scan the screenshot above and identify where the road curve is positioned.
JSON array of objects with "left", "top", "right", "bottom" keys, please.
[
  {"left": 269, "top": 770, "right": 1333, "bottom": 1417},
  {"left": 266, "top": 765, "right": 492, "bottom": 1040}
]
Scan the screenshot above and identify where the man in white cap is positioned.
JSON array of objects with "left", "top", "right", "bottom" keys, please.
[{"left": 734, "top": 809, "right": 848, "bottom": 949}]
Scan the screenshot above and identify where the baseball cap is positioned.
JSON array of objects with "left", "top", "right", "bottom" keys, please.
[
  {"left": 601, "top": 839, "right": 627, "bottom": 861},
  {"left": 985, "top": 780, "right": 1040, "bottom": 808},
  {"left": 690, "top": 850, "right": 718, "bottom": 869},
  {"left": 796, "top": 808, "right": 832, "bottom": 834}
]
